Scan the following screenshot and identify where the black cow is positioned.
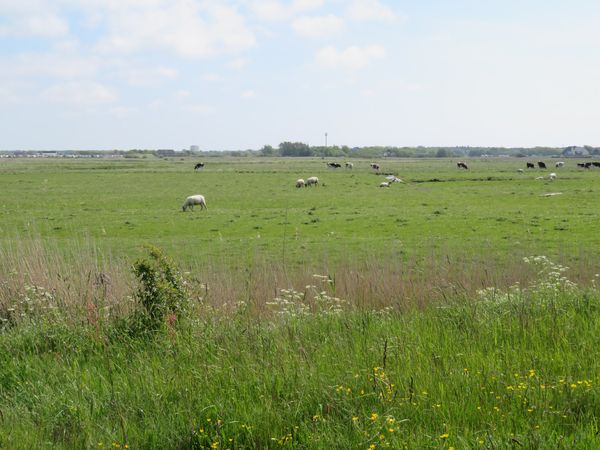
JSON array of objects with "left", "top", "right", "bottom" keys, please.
[
  {"left": 585, "top": 162, "right": 592, "bottom": 168},
  {"left": 537, "top": 161, "right": 547, "bottom": 169},
  {"left": 592, "top": 162, "right": 600, "bottom": 168},
  {"left": 194, "top": 162, "right": 205, "bottom": 170},
  {"left": 457, "top": 161, "right": 469, "bottom": 169},
  {"left": 526, "top": 162, "right": 535, "bottom": 169},
  {"left": 577, "top": 163, "right": 586, "bottom": 168},
  {"left": 327, "top": 162, "right": 342, "bottom": 169}
]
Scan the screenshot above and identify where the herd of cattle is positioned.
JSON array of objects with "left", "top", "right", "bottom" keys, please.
[{"left": 183, "top": 158, "right": 600, "bottom": 210}]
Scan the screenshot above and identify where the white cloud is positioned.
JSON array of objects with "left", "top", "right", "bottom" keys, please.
[
  {"left": 96, "top": 1, "right": 256, "bottom": 58},
  {"left": 249, "top": 0, "right": 324, "bottom": 21},
  {"left": 241, "top": 89, "right": 257, "bottom": 99},
  {"left": 0, "top": 13, "right": 69, "bottom": 38},
  {"left": 185, "top": 103, "right": 214, "bottom": 114},
  {"left": 292, "top": 15, "right": 344, "bottom": 38},
  {"left": 110, "top": 106, "right": 138, "bottom": 119},
  {"left": 42, "top": 81, "right": 117, "bottom": 106},
  {"left": 347, "top": 0, "right": 396, "bottom": 22},
  {"left": 228, "top": 57, "right": 249, "bottom": 70},
  {"left": 249, "top": 0, "right": 290, "bottom": 21},
  {"left": 315, "top": 44, "right": 386, "bottom": 69},
  {"left": 292, "top": 0, "right": 325, "bottom": 12}
]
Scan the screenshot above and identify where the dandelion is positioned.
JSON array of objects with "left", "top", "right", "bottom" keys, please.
[
  {"left": 439, "top": 433, "right": 449, "bottom": 439},
  {"left": 370, "top": 412, "right": 379, "bottom": 421},
  {"left": 211, "top": 442, "right": 219, "bottom": 449},
  {"left": 368, "top": 444, "right": 377, "bottom": 450}
]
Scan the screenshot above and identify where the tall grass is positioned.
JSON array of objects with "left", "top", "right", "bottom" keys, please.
[
  {"left": 1, "top": 244, "right": 599, "bottom": 448},
  {"left": 2, "top": 237, "right": 599, "bottom": 325}
]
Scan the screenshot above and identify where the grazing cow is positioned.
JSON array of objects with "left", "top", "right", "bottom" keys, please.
[
  {"left": 182, "top": 194, "right": 207, "bottom": 211},
  {"left": 585, "top": 162, "right": 593, "bottom": 168},
  {"left": 194, "top": 162, "right": 205, "bottom": 170},
  {"left": 345, "top": 162, "right": 353, "bottom": 169},
  {"left": 555, "top": 161, "right": 565, "bottom": 168},
  {"left": 327, "top": 162, "right": 342, "bottom": 169},
  {"left": 577, "top": 163, "right": 586, "bottom": 168},
  {"left": 457, "top": 161, "right": 469, "bottom": 170},
  {"left": 593, "top": 162, "right": 600, "bottom": 168},
  {"left": 526, "top": 162, "right": 535, "bottom": 169},
  {"left": 296, "top": 178, "right": 305, "bottom": 188},
  {"left": 306, "top": 176, "right": 319, "bottom": 187},
  {"left": 370, "top": 163, "right": 380, "bottom": 171},
  {"left": 537, "top": 161, "right": 547, "bottom": 169}
]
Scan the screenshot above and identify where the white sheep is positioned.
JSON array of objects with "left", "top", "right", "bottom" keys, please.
[
  {"left": 296, "top": 178, "right": 305, "bottom": 188},
  {"left": 182, "top": 194, "right": 207, "bottom": 211},
  {"left": 555, "top": 161, "right": 564, "bottom": 168},
  {"left": 379, "top": 182, "right": 390, "bottom": 188},
  {"left": 517, "top": 168, "right": 524, "bottom": 173},
  {"left": 549, "top": 172, "right": 557, "bottom": 180},
  {"left": 306, "top": 176, "right": 319, "bottom": 187},
  {"left": 385, "top": 175, "right": 403, "bottom": 183}
]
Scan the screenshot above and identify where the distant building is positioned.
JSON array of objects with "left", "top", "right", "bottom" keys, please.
[
  {"left": 157, "top": 149, "right": 176, "bottom": 156},
  {"left": 190, "top": 145, "right": 199, "bottom": 152},
  {"left": 562, "top": 146, "right": 590, "bottom": 157}
]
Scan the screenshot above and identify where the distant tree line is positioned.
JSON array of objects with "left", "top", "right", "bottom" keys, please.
[{"left": 5, "top": 144, "right": 600, "bottom": 159}]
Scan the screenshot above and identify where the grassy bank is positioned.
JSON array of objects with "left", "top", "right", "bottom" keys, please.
[{"left": 1, "top": 253, "right": 599, "bottom": 449}]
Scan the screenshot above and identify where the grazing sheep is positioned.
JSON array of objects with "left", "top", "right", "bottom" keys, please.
[
  {"left": 549, "top": 172, "right": 557, "bottom": 180},
  {"left": 457, "top": 161, "right": 469, "bottom": 169},
  {"left": 526, "top": 162, "right": 535, "bottom": 169},
  {"left": 296, "top": 178, "right": 305, "bottom": 188},
  {"left": 535, "top": 176, "right": 545, "bottom": 180},
  {"left": 181, "top": 194, "right": 207, "bottom": 211},
  {"left": 345, "top": 162, "right": 353, "bottom": 169},
  {"left": 379, "top": 182, "right": 390, "bottom": 188},
  {"left": 555, "top": 161, "right": 564, "bottom": 168},
  {"left": 385, "top": 175, "right": 403, "bottom": 183},
  {"left": 517, "top": 168, "right": 524, "bottom": 173},
  {"left": 306, "top": 176, "right": 319, "bottom": 187}
]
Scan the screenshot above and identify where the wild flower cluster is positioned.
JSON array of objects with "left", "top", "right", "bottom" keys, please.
[
  {"left": 477, "top": 255, "right": 577, "bottom": 306},
  {"left": 523, "top": 255, "right": 577, "bottom": 295},
  {"left": 0, "top": 283, "right": 56, "bottom": 328},
  {"left": 266, "top": 274, "right": 347, "bottom": 318}
]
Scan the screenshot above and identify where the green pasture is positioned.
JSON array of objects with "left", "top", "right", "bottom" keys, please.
[{"left": 1, "top": 157, "right": 598, "bottom": 269}]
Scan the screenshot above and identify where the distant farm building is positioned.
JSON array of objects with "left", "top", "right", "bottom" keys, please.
[{"left": 562, "top": 146, "right": 590, "bottom": 157}]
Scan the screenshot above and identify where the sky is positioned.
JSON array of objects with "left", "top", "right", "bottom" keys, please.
[{"left": 1, "top": 0, "right": 600, "bottom": 150}]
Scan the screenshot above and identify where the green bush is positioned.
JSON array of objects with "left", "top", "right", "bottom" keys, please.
[{"left": 130, "top": 246, "right": 188, "bottom": 335}]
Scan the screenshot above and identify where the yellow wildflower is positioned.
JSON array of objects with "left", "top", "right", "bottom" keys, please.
[{"left": 439, "top": 433, "right": 449, "bottom": 439}]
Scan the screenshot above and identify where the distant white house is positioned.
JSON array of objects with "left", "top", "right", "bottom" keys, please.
[
  {"left": 562, "top": 146, "right": 590, "bottom": 157},
  {"left": 190, "top": 145, "right": 199, "bottom": 152}
]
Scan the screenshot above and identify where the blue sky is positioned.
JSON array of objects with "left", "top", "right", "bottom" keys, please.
[{"left": 1, "top": 0, "right": 599, "bottom": 150}]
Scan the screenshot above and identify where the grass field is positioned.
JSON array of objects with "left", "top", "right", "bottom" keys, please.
[{"left": 1, "top": 157, "right": 600, "bottom": 448}]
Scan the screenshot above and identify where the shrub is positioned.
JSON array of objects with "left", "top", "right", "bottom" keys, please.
[{"left": 130, "top": 246, "right": 188, "bottom": 335}]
